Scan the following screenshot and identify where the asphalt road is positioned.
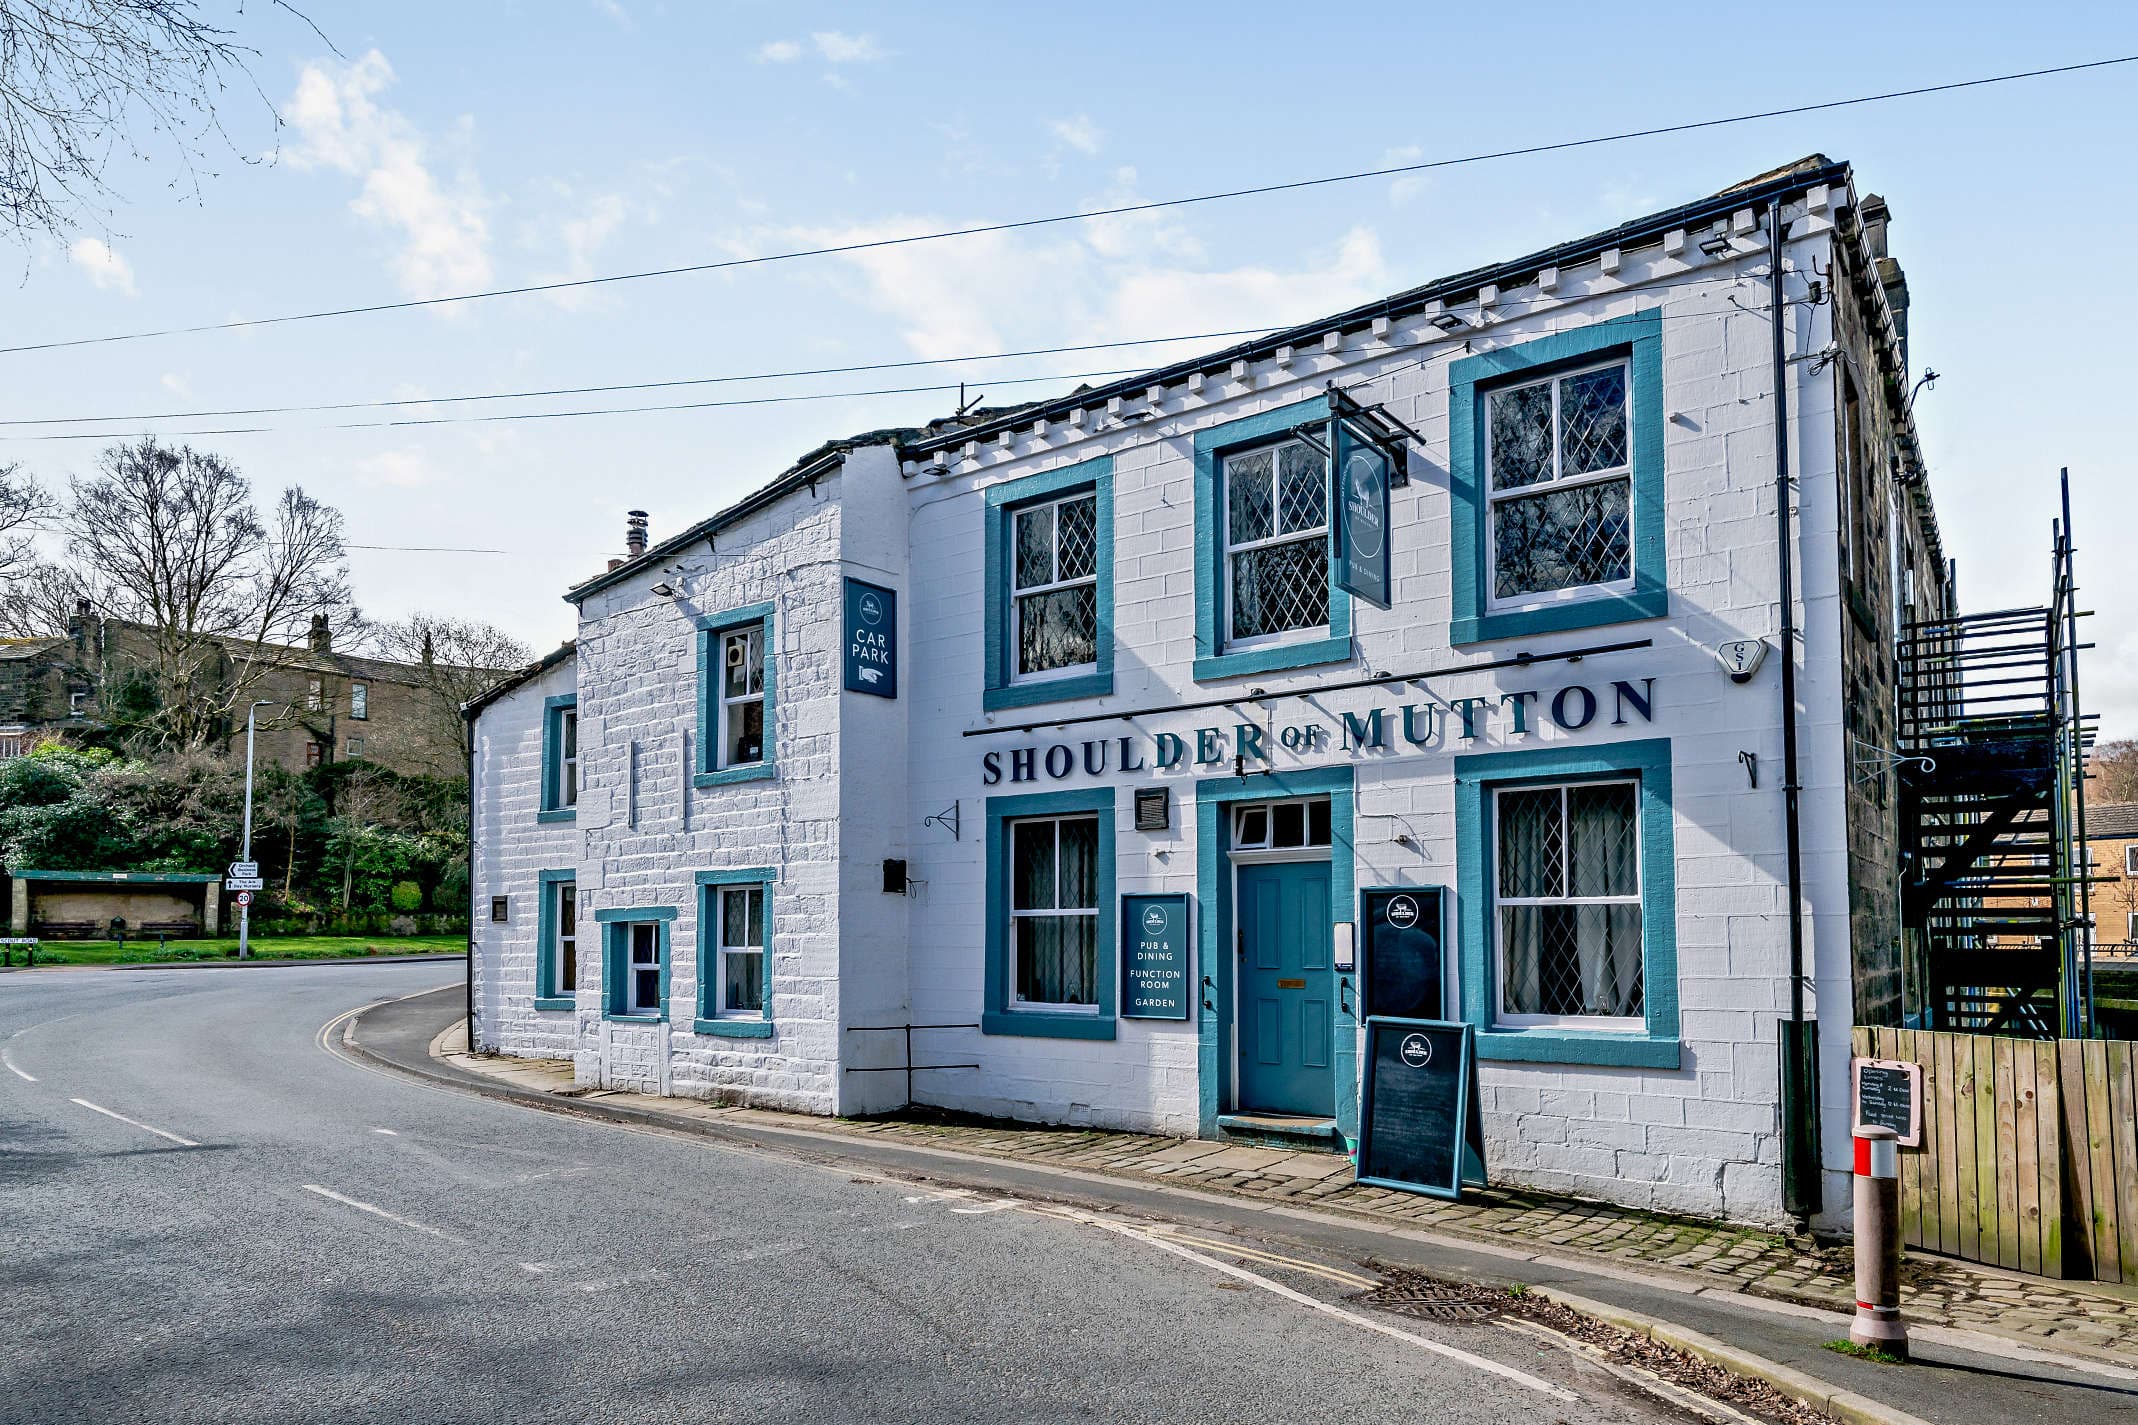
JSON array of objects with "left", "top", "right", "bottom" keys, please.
[{"left": 1, "top": 963, "right": 1690, "bottom": 1425}]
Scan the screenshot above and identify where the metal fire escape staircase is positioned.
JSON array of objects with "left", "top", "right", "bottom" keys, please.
[{"left": 1896, "top": 478, "right": 2097, "bottom": 1039}]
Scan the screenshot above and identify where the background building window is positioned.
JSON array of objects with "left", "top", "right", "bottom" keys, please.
[
  {"left": 715, "top": 883, "right": 765, "bottom": 1016},
  {"left": 718, "top": 626, "right": 765, "bottom": 768},
  {"left": 68, "top": 691, "right": 85, "bottom": 718},
  {"left": 1486, "top": 360, "right": 1632, "bottom": 603},
  {"left": 345, "top": 736, "right": 364, "bottom": 759},
  {"left": 2123, "top": 844, "right": 2138, "bottom": 877},
  {"left": 306, "top": 678, "right": 324, "bottom": 711},
  {"left": 305, "top": 741, "right": 324, "bottom": 768},
  {"left": 1008, "top": 813, "right": 1100, "bottom": 1010},
  {"left": 1011, "top": 491, "right": 1099, "bottom": 679},
  {"left": 1223, "top": 438, "right": 1329, "bottom": 644},
  {"left": 350, "top": 682, "right": 368, "bottom": 719},
  {"left": 1494, "top": 779, "right": 1643, "bottom": 1025}
]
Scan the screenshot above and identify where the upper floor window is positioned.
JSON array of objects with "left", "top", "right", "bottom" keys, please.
[
  {"left": 539, "top": 696, "right": 578, "bottom": 820},
  {"left": 2124, "top": 844, "right": 2138, "bottom": 877},
  {"left": 306, "top": 677, "right": 324, "bottom": 712},
  {"left": 1011, "top": 491, "right": 1099, "bottom": 680},
  {"left": 350, "top": 682, "right": 368, "bottom": 720},
  {"left": 1224, "top": 438, "right": 1329, "bottom": 645},
  {"left": 718, "top": 626, "right": 765, "bottom": 768},
  {"left": 1486, "top": 360, "right": 1632, "bottom": 606},
  {"left": 1494, "top": 778, "right": 1642, "bottom": 1028}
]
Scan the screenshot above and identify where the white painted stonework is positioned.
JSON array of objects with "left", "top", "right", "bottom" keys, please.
[{"left": 472, "top": 166, "right": 1931, "bottom": 1228}]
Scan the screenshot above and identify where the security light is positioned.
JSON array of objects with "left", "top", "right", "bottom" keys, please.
[
  {"left": 1429, "top": 311, "right": 1468, "bottom": 332},
  {"left": 1698, "top": 231, "right": 1734, "bottom": 257},
  {"left": 650, "top": 581, "right": 676, "bottom": 598}
]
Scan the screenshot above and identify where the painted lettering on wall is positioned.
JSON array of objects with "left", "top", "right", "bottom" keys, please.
[{"left": 980, "top": 678, "right": 1657, "bottom": 785}]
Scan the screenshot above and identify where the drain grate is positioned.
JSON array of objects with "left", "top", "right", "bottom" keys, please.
[{"left": 1351, "top": 1268, "right": 1511, "bottom": 1323}]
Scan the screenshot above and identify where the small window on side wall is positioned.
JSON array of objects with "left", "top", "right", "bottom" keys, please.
[{"left": 719, "top": 626, "right": 765, "bottom": 768}]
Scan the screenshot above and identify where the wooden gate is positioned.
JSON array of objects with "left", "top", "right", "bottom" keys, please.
[{"left": 1853, "top": 1027, "right": 2138, "bottom": 1282}]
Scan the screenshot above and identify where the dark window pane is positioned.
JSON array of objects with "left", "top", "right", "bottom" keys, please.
[
  {"left": 1272, "top": 802, "right": 1304, "bottom": 847},
  {"left": 1488, "top": 380, "right": 1554, "bottom": 489},
  {"left": 1567, "top": 783, "right": 1639, "bottom": 896},
  {"left": 1016, "top": 914, "right": 1096, "bottom": 1005},
  {"left": 1237, "top": 807, "right": 1267, "bottom": 846},
  {"left": 635, "top": 968, "right": 660, "bottom": 1008},
  {"left": 1497, "top": 789, "right": 1564, "bottom": 897},
  {"left": 1015, "top": 505, "right": 1054, "bottom": 590},
  {"left": 1491, "top": 476, "right": 1631, "bottom": 599},
  {"left": 1055, "top": 496, "right": 1097, "bottom": 581},
  {"left": 725, "top": 949, "right": 764, "bottom": 1013},
  {"left": 726, "top": 699, "right": 764, "bottom": 766},
  {"left": 1057, "top": 816, "right": 1099, "bottom": 909},
  {"left": 1226, "top": 450, "right": 1275, "bottom": 544},
  {"left": 1277, "top": 442, "right": 1326, "bottom": 534},
  {"left": 1307, "top": 800, "right": 1331, "bottom": 846},
  {"left": 1016, "top": 585, "right": 1097, "bottom": 675},
  {"left": 1230, "top": 537, "right": 1329, "bottom": 639},
  {"left": 1012, "top": 821, "right": 1056, "bottom": 910},
  {"left": 1560, "top": 366, "right": 1628, "bottom": 475}
]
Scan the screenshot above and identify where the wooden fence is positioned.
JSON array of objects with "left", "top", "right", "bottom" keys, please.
[{"left": 1853, "top": 1027, "right": 2138, "bottom": 1282}]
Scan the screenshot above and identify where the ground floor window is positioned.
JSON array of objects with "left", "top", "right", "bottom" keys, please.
[
  {"left": 550, "top": 880, "right": 577, "bottom": 994},
  {"left": 1493, "top": 778, "right": 1643, "bottom": 1026},
  {"left": 625, "top": 923, "right": 661, "bottom": 1013},
  {"left": 1010, "top": 813, "right": 1100, "bottom": 1009},
  {"left": 599, "top": 911, "right": 673, "bottom": 1020},
  {"left": 716, "top": 884, "right": 765, "bottom": 1015}
]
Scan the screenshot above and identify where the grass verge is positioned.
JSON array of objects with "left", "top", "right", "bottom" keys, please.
[
  {"left": 1824, "top": 1338, "right": 1907, "bottom": 1366},
  {"left": 12, "top": 934, "right": 465, "bottom": 967}
]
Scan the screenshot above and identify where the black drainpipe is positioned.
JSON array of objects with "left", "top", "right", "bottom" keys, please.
[
  {"left": 463, "top": 709, "right": 477, "bottom": 1049},
  {"left": 1771, "top": 202, "right": 1818, "bottom": 1221}
]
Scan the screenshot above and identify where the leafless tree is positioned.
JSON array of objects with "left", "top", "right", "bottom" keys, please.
[
  {"left": 64, "top": 435, "right": 352, "bottom": 750},
  {"left": 0, "top": 1, "right": 327, "bottom": 243},
  {"left": 2090, "top": 741, "right": 2138, "bottom": 806},
  {"left": 370, "top": 612, "right": 533, "bottom": 768}
]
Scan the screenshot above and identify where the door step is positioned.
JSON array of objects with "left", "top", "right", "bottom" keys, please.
[{"left": 1215, "top": 1112, "right": 1344, "bottom": 1151}]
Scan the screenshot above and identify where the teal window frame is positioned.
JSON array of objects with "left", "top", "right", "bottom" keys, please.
[
  {"left": 537, "top": 694, "right": 578, "bottom": 823},
  {"left": 533, "top": 868, "right": 577, "bottom": 1011},
  {"left": 1193, "top": 765, "right": 1357, "bottom": 1139},
  {"left": 1448, "top": 309, "right": 1666, "bottom": 645},
  {"left": 983, "top": 455, "right": 1114, "bottom": 710},
  {"left": 694, "top": 868, "right": 775, "bottom": 1039},
  {"left": 1453, "top": 737, "right": 1680, "bottom": 1069},
  {"left": 596, "top": 905, "right": 676, "bottom": 1023},
  {"left": 1192, "top": 396, "right": 1353, "bottom": 681},
  {"left": 694, "top": 601, "right": 776, "bottom": 788},
  {"left": 982, "top": 786, "right": 1116, "bottom": 1040}
]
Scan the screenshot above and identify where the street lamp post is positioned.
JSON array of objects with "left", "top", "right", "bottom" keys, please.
[{"left": 237, "top": 700, "right": 273, "bottom": 961}]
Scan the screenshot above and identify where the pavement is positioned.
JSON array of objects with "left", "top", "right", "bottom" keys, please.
[{"left": 2, "top": 963, "right": 2130, "bottom": 1425}]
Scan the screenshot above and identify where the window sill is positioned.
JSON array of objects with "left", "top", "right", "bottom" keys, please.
[
  {"left": 536, "top": 808, "right": 577, "bottom": 824},
  {"left": 983, "top": 669, "right": 1113, "bottom": 711},
  {"left": 981, "top": 1009, "right": 1116, "bottom": 1041},
  {"left": 533, "top": 996, "right": 576, "bottom": 1012},
  {"left": 693, "top": 762, "right": 775, "bottom": 789},
  {"left": 1452, "top": 588, "right": 1667, "bottom": 646},
  {"left": 1193, "top": 634, "right": 1352, "bottom": 683},
  {"left": 602, "top": 1011, "right": 666, "bottom": 1025},
  {"left": 1474, "top": 1027, "right": 1680, "bottom": 1069},
  {"left": 692, "top": 1017, "right": 775, "bottom": 1039}
]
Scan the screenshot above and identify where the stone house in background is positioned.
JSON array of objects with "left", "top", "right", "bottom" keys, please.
[{"left": 0, "top": 603, "right": 500, "bottom": 780}]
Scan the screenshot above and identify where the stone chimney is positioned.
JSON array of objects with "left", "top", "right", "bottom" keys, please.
[
  {"left": 308, "top": 612, "right": 332, "bottom": 655},
  {"left": 67, "top": 597, "right": 91, "bottom": 654},
  {"left": 626, "top": 509, "right": 649, "bottom": 559},
  {"left": 1858, "top": 194, "right": 1909, "bottom": 375}
]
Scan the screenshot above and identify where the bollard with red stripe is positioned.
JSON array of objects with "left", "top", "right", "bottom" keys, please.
[{"left": 1851, "top": 1123, "right": 1909, "bottom": 1359}]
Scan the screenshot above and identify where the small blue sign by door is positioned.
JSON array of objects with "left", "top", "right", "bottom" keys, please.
[
  {"left": 1121, "top": 892, "right": 1191, "bottom": 1019},
  {"left": 843, "top": 578, "right": 897, "bottom": 697},
  {"left": 1332, "top": 418, "right": 1392, "bottom": 610}
]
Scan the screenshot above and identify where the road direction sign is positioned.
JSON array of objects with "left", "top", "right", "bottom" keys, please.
[
  {"left": 225, "top": 877, "right": 265, "bottom": 891},
  {"left": 228, "top": 860, "right": 259, "bottom": 879}
]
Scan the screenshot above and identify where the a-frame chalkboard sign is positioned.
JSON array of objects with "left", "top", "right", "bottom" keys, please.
[{"left": 1356, "top": 1017, "right": 1485, "bottom": 1200}]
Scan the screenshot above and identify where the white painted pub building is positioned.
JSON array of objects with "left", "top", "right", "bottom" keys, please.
[{"left": 469, "top": 157, "right": 1945, "bottom": 1227}]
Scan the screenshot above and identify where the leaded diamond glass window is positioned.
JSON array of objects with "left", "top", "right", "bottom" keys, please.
[
  {"left": 1486, "top": 360, "right": 1633, "bottom": 603},
  {"left": 1012, "top": 491, "right": 1100, "bottom": 679},
  {"left": 1225, "top": 438, "right": 1330, "bottom": 643},
  {"left": 1494, "top": 779, "right": 1643, "bottom": 1024},
  {"left": 1009, "top": 814, "right": 1100, "bottom": 1009}
]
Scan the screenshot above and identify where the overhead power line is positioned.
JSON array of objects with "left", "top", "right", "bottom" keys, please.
[{"left": 2, "top": 53, "right": 2130, "bottom": 359}]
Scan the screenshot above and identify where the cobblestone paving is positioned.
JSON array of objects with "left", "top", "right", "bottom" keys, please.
[{"left": 443, "top": 1044, "right": 2138, "bottom": 1364}]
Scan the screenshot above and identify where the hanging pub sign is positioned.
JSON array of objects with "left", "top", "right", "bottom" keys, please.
[
  {"left": 1361, "top": 887, "right": 1446, "bottom": 1021},
  {"left": 1357, "top": 1017, "right": 1486, "bottom": 1200},
  {"left": 1332, "top": 414, "right": 1392, "bottom": 610},
  {"left": 843, "top": 577, "right": 898, "bottom": 698},
  {"left": 1120, "top": 892, "right": 1192, "bottom": 1020}
]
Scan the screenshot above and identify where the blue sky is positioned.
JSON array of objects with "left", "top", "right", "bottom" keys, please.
[{"left": 6, "top": 4, "right": 2136, "bottom": 730}]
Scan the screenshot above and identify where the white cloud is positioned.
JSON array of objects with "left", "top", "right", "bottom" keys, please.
[
  {"left": 1383, "top": 146, "right": 1428, "bottom": 206},
  {"left": 356, "top": 448, "right": 435, "bottom": 489},
  {"left": 528, "top": 189, "right": 633, "bottom": 310},
  {"left": 592, "top": 0, "right": 633, "bottom": 27},
  {"left": 811, "top": 31, "right": 884, "bottom": 63},
  {"left": 1048, "top": 115, "right": 1103, "bottom": 156},
  {"left": 284, "top": 50, "right": 492, "bottom": 300},
  {"left": 69, "top": 238, "right": 136, "bottom": 295},
  {"left": 160, "top": 373, "right": 191, "bottom": 396},
  {"left": 754, "top": 38, "right": 803, "bottom": 62}
]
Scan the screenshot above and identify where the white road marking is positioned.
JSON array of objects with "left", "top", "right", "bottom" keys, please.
[
  {"left": 301, "top": 1184, "right": 463, "bottom": 1242},
  {"left": 2, "top": 1048, "right": 34, "bottom": 1082},
  {"left": 518, "top": 1262, "right": 555, "bottom": 1274},
  {"left": 1072, "top": 1210, "right": 1577, "bottom": 1401},
  {"left": 70, "top": 1098, "right": 197, "bottom": 1146},
  {"left": 1143, "top": 1226, "right": 1379, "bottom": 1289},
  {"left": 948, "top": 1199, "right": 1021, "bottom": 1215},
  {"left": 371, "top": 1127, "right": 398, "bottom": 1136}
]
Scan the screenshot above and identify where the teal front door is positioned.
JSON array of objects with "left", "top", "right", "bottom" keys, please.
[{"left": 1236, "top": 860, "right": 1334, "bottom": 1116}]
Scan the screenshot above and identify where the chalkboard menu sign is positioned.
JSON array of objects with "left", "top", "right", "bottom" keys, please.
[
  {"left": 1357, "top": 1017, "right": 1479, "bottom": 1200},
  {"left": 1120, "top": 893, "right": 1192, "bottom": 1020},
  {"left": 1852, "top": 1057, "right": 1922, "bottom": 1147},
  {"left": 1361, "top": 888, "right": 1445, "bottom": 1021}
]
